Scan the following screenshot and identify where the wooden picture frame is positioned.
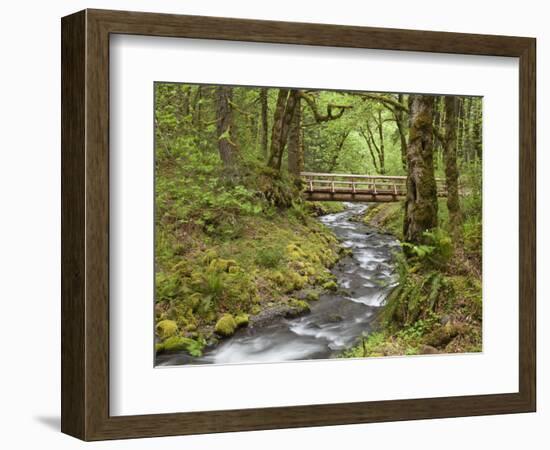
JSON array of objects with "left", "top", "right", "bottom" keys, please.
[{"left": 61, "top": 8, "right": 536, "bottom": 441}]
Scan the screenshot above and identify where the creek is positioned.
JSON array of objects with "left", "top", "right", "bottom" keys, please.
[{"left": 157, "top": 203, "right": 399, "bottom": 366}]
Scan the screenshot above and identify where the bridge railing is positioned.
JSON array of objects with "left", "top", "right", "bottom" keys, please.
[{"left": 300, "top": 172, "right": 447, "bottom": 197}]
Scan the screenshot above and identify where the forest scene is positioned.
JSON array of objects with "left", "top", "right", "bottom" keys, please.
[{"left": 154, "top": 83, "right": 483, "bottom": 366}]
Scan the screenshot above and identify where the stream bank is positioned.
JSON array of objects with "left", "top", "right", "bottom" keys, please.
[{"left": 157, "top": 203, "right": 400, "bottom": 366}]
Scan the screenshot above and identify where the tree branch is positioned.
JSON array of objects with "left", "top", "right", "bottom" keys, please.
[
  {"left": 356, "top": 93, "right": 409, "bottom": 113},
  {"left": 298, "top": 91, "right": 352, "bottom": 122}
]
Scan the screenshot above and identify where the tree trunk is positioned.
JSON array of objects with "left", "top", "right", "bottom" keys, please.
[
  {"left": 193, "top": 86, "right": 203, "bottom": 149},
  {"left": 403, "top": 95, "right": 438, "bottom": 244},
  {"left": 216, "top": 86, "right": 238, "bottom": 167},
  {"left": 327, "top": 130, "right": 350, "bottom": 172},
  {"left": 443, "top": 96, "right": 462, "bottom": 244},
  {"left": 287, "top": 97, "right": 303, "bottom": 177},
  {"left": 359, "top": 129, "right": 380, "bottom": 173},
  {"left": 463, "top": 97, "right": 473, "bottom": 163},
  {"left": 268, "top": 89, "right": 299, "bottom": 170},
  {"left": 267, "top": 89, "right": 289, "bottom": 169},
  {"left": 260, "top": 88, "right": 269, "bottom": 158},
  {"left": 181, "top": 85, "right": 191, "bottom": 117},
  {"left": 377, "top": 110, "right": 386, "bottom": 174},
  {"left": 394, "top": 94, "right": 408, "bottom": 171},
  {"left": 472, "top": 98, "right": 482, "bottom": 161},
  {"left": 456, "top": 98, "right": 464, "bottom": 161}
]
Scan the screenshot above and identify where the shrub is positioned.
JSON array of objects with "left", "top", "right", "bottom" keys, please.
[
  {"left": 402, "top": 228, "right": 453, "bottom": 268},
  {"left": 382, "top": 253, "right": 451, "bottom": 328}
]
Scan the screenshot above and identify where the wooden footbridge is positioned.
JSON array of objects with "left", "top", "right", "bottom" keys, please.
[{"left": 301, "top": 172, "right": 447, "bottom": 202}]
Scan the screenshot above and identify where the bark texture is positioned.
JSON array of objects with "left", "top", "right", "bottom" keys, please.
[
  {"left": 260, "top": 88, "right": 269, "bottom": 158},
  {"left": 216, "top": 86, "right": 238, "bottom": 166},
  {"left": 403, "top": 95, "right": 438, "bottom": 244},
  {"left": 443, "top": 96, "right": 462, "bottom": 243},
  {"left": 268, "top": 89, "right": 299, "bottom": 170},
  {"left": 287, "top": 97, "right": 303, "bottom": 177}
]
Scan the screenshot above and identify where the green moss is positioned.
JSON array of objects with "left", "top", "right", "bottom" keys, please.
[
  {"left": 255, "top": 246, "right": 284, "bottom": 268},
  {"left": 269, "top": 270, "right": 286, "bottom": 286},
  {"left": 424, "top": 322, "right": 466, "bottom": 348},
  {"left": 156, "top": 320, "right": 178, "bottom": 339},
  {"left": 209, "top": 258, "right": 239, "bottom": 273},
  {"left": 284, "top": 270, "right": 308, "bottom": 292},
  {"left": 154, "top": 173, "right": 343, "bottom": 353},
  {"left": 215, "top": 314, "right": 238, "bottom": 336},
  {"left": 363, "top": 203, "right": 403, "bottom": 237},
  {"left": 305, "top": 290, "right": 320, "bottom": 301},
  {"left": 288, "top": 298, "right": 310, "bottom": 315},
  {"left": 157, "top": 336, "right": 204, "bottom": 357},
  {"left": 323, "top": 280, "right": 338, "bottom": 291},
  {"left": 235, "top": 313, "right": 249, "bottom": 327},
  {"left": 306, "top": 201, "right": 346, "bottom": 216},
  {"left": 285, "top": 243, "right": 306, "bottom": 260}
]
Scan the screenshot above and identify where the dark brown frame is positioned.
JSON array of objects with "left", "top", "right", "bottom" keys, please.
[{"left": 61, "top": 9, "right": 536, "bottom": 441}]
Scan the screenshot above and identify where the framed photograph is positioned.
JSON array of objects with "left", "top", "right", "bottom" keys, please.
[{"left": 61, "top": 9, "right": 536, "bottom": 441}]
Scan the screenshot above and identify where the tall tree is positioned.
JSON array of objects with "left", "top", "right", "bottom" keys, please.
[
  {"left": 360, "top": 110, "right": 386, "bottom": 174},
  {"left": 394, "top": 94, "right": 409, "bottom": 171},
  {"left": 287, "top": 97, "right": 303, "bottom": 177},
  {"left": 216, "top": 86, "right": 238, "bottom": 167},
  {"left": 443, "top": 96, "right": 462, "bottom": 244},
  {"left": 180, "top": 85, "right": 191, "bottom": 117},
  {"left": 259, "top": 88, "right": 269, "bottom": 158},
  {"left": 268, "top": 89, "right": 299, "bottom": 170},
  {"left": 403, "top": 95, "right": 438, "bottom": 244},
  {"left": 472, "top": 98, "right": 483, "bottom": 162},
  {"left": 463, "top": 97, "right": 473, "bottom": 162},
  {"left": 327, "top": 130, "right": 350, "bottom": 172},
  {"left": 359, "top": 129, "right": 380, "bottom": 173}
]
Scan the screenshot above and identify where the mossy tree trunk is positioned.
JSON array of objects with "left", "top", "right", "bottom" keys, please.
[
  {"left": 180, "top": 85, "right": 191, "bottom": 118},
  {"left": 403, "top": 94, "right": 438, "bottom": 244},
  {"left": 268, "top": 89, "right": 299, "bottom": 171},
  {"left": 472, "top": 99, "right": 483, "bottom": 162},
  {"left": 287, "top": 97, "right": 303, "bottom": 177},
  {"left": 193, "top": 85, "right": 203, "bottom": 148},
  {"left": 463, "top": 97, "right": 473, "bottom": 163},
  {"left": 216, "top": 86, "right": 238, "bottom": 167},
  {"left": 260, "top": 88, "right": 269, "bottom": 159},
  {"left": 443, "top": 96, "right": 463, "bottom": 244},
  {"left": 394, "top": 93, "right": 409, "bottom": 171}
]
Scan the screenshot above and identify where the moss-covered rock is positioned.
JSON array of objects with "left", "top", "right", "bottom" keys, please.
[
  {"left": 305, "top": 290, "right": 320, "bottom": 301},
  {"left": 323, "top": 280, "right": 338, "bottom": 291},
  {"left": 287, "top": 298, "right": 311, "bottom": 316},
  {"left": 215, "top": 314, "right": 238, "bottom": 337},
  {"left": 424, "top": 322, "right": 465, "bottom": 348},
  {"left": 283, "top": 270, "right": 308, "bottom": 292},
  {"left": 156, "top": 320, "right": 178, "bottom": 339},
  {"left": 157, "top": 336, "right": 204, "bottom": 357},
  {"left": 235, "top": 313, "right": 249, "bottom": 327}
]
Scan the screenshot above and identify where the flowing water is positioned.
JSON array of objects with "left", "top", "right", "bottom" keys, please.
[{"left": 156, "top": 203, "right": 400, "bottom": 366}]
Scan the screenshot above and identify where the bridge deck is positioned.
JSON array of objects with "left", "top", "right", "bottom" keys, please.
[{"left": 301, "top": 172, "right": 447, "bottom": 202}]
